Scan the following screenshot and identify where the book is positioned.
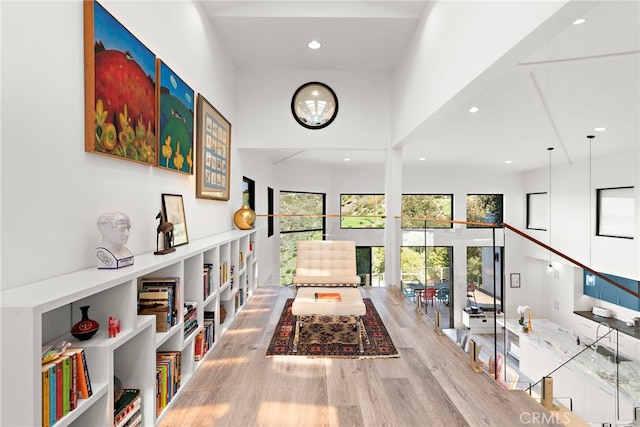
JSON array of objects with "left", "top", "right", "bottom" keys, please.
[
  {"left": 42, "top": 362, "right": 55, "bottom": 427},
  {"left": 49, "top": 361, "right": 56, "bottom": 426},
  {"left": 315, "top": 292, "right": 342, "bottom": 302},
  {"left": 61, "top": 350, "right": 78, "bottom": 410},
  {"left": 115, "top": 400, "right": 140, "bottom": 427},
  {"left": 119, "top": 408, "right": 141, "bottom": 427},
  {"left": 114, "top": 388, "right": 140, "bottom": 426},
  {"left": 55, "top": 357, "right": 63, "bottom": 421},
  {"left": 61, "top": 355, "right": 71, "bottom": 417},
  {"left": 67, "top": 347, "right": 92, "bottom": 399}
]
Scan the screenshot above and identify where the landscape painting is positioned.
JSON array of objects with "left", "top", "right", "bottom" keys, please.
[
  {"left": 84, "top": 0, "right": 157, "bottom": 165},
  {"left": 156, "top": 59, "right": 194, "bottom": 174}
]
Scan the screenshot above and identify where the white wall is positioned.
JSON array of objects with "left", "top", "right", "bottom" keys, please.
[
  {"left": 523, "top": 151, "right": 640, "bottom": 328},
  {"left": 391, "top": 0, "right": 574, "bottom": 145},
  {"left": 1, "top": 1, "right": 243, "bottom": 290},
  {"left": 236, "top": 69, "right": 392, "bottom": 150}
]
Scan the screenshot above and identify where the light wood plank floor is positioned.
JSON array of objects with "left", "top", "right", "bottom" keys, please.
[{"left": 158, "top": 286, "right": 562, "bottom": 427}]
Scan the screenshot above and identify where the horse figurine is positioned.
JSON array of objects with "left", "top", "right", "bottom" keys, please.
[{"left": 154, "top": 211, "right": 175, "bottom": 255}]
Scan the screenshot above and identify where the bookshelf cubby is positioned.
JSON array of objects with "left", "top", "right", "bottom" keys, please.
[{"left": 0, "top": 229, "right": 258, "bottom": 426}]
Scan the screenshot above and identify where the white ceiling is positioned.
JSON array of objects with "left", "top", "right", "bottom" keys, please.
[{"left": 198, "top": 0, "right": 640, "bottom": 172}]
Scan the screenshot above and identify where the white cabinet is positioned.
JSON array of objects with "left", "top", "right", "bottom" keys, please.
[{"left": 0, "top": 229, "right": 258, "bottom": 427}]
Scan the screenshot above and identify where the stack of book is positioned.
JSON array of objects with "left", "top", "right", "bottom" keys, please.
[
  {"left": 41, "top": 346, "right": 92, "bottom": 426},
  {"left": 138, "top": 278, "right": 179, "bottom": 333},
  {"left": 194, "top": 311, "right": 215, "bottom": 361},
  {"left": 220, "top": 261, "right": 228, "bottom": 285},
  {"left": 203, "top": 263, "right": 214, "bottom": 300},
  {"left": 155, "top": 351, "right": 181, "bottom": 416},
  {"left": 114, "top": 388, "right": 141, "bottom": 427},
  {"left": 183, "top": 302, "right": 198, "bottom": 337}
]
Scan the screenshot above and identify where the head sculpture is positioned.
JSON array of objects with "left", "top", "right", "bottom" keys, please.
[{"left": 97, "top": 212, "right": 131, "bottom": 248}]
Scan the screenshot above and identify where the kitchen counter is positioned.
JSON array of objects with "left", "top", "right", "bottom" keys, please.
[
  {"left": 509, "top": 318, "right": 640, "bottom": 406},
  {"left": 574, "top": 310, "right": 640, "bottom": 340}
]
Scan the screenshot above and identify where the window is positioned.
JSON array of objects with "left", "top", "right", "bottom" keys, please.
[
  {"left": 401, "top": 194, "right": 453, "bottom": 229},
  {"left": 597, "top": 186, "right": 635, "bottom": 239},
  {"left": 526, "top": 192, "right": 547, "bottom": 231},
  {"left": 340, "top": 194, "right": 385, "bottom": 228},
  {"left": 467, "top": 246, "right": 503, "bottom": 310},
  {"left": 279, "top": 191, "right": 326, "bottom": 284},
  {"left": 242, "top": 176, "right": 255, "bottom": 209},
  {"left": 466, "top": 194, "right": 503, "bottom": 228},
  {"left": 267, "top": 187, "right": 274, "bottom": 237}
]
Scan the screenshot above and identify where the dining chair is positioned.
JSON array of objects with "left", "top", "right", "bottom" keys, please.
[
  {"left": 435, "top": 287, "right": 449, "bottom": 305},
  {"left": 422, "top": 287, "right": 437, "bottom": 306}
]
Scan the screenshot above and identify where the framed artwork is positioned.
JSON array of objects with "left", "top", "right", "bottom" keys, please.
[
  {"left": 156, "top": 59, "right": 195, "bottom": 173},
  {"left": 196, "top": 94, "right": 231, "bottom": 200},
  {"left": 84, "top": 0, "right": 157, "bottom": 165},
  {"left": 161, "top": 194, "right": 189, "bottom": 247},
  {"left": 510, "top": 273, "right": 521, "bottom": 288}
]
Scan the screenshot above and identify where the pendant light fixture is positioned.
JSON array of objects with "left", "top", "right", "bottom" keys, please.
[
  {"left": 546, "top": 147, "right": 554, "bottom": 276},
  {"left": 586, "top": 135, "right": 596, "bottom": 285}
]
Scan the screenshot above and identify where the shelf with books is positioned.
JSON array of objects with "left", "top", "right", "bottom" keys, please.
[{"left": 0, "top": 229, "right": 258, "bottom": 427}]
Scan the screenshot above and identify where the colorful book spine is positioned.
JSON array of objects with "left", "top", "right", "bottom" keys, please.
[
  {"left": 49, "top": 362, "right": 56, "bottom": 426},
  {"left": 62, "top": 356, "right": 71, "bottom": 417}
]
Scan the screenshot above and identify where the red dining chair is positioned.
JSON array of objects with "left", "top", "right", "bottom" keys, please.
[{"left": 422, "top": 287, "right": 437, "bottom": 306}]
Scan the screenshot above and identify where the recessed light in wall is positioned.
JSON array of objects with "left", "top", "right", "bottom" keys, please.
[
  {"left": 344, "top": 158, "right": 350, "bottom": 162},
  {"left": 307, "top": 40, "right": 322, "bottom": 50},
  {"left": 594, "top": 127, "right": 606, "bottom": 132},
  {"left": 469, "top": 106, "right": 479, "bottom": 113},
  {"left": 572, "top": 18, "right": 587, "bottom": 25},
  {"left": 419, "top": 157, "right": 426, "bottom": 161}
]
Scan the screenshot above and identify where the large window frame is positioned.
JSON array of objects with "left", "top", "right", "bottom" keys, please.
[
  {"left": 401, "top": 193, "right": 453, "bottom": 229},
  {"left": 279, "top": 191, "right": 326, "bottom": 285},
  {"left": 340, "top": 193, "right": 385, "bottom": 229},
  {"left": 596, "top": 186, "right": 635, "bottom": 239},
  {"left": 466, "top": 194, "right": 504, "bottom": 228},
  {"left": 526, "top": 192, "right": 548, "bottom": 231}
]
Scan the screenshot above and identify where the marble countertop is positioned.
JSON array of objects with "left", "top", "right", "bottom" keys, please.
[{"left": 505, "top": 318, "right": 640, "bottom": 405}]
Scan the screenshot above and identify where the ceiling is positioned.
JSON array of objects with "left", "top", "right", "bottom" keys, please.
[{"left": 198, "top": 1, "right": 640, "bottom": 172}]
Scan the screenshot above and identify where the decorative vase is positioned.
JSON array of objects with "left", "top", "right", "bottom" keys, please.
[
  {"left": 71, "top": 306, "right": 100, "bottom": 340},
  {"left": 233, "top": 204, "right": 256, "bottom": 230}
]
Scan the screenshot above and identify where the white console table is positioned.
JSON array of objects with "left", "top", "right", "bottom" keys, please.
[{"left": 462, "top": 310, "right": 503, "bottom": 334}]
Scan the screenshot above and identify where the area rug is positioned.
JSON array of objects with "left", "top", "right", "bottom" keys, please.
[{"left": 266, "top": 298, "right": 399, "bottom": 359}]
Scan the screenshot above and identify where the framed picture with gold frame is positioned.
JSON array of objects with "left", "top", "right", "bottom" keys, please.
[{"left": 195, "top": 94, "right": 231, "bottom": 200}]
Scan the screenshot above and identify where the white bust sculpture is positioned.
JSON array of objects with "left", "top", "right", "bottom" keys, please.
[{"left": 96, "top": 212, "right": 134, "bottom": 269}]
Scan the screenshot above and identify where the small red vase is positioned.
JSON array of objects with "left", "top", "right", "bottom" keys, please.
[{"left": 71, "top": 305, "right": 100, "bottom": 340}]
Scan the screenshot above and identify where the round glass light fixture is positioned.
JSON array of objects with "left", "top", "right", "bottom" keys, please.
[{"left": 291, "top": 82, "right": 338, "bottom": 129}]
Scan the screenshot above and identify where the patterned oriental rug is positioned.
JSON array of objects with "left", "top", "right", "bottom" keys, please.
[{"left": 266, "top": 298, "right": 399, "bottom": 359}]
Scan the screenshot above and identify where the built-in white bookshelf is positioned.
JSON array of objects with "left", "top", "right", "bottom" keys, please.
[{"left": 0, "top": 229, "right": 258, "bottom": 427}]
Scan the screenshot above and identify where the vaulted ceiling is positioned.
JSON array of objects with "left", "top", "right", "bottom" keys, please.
[{"left": 198, "top": 1, "right": 639, "bottom": 172}]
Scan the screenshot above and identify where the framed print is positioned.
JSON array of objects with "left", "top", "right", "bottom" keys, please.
[
  {"left": 510, "top": 273, "right": 521, "bottom": 288},
  {"left": 84, "top": 0, "right": 157, "bottom": 165},
  {"left": 156, "top": 59, "right": 194, "bottom": 173},
  {"left": 161, "top": 194, "right": 189, "bottom": 246},
  {"left": 196, "top": 94, "right": 231, "bottom": 200}
]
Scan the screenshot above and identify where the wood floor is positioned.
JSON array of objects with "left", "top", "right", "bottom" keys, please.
[{"left": 158, "top": 286, "right": 563, "bottom": 427}]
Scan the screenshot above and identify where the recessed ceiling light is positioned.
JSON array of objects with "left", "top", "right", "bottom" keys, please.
[
  {"left": 344, "top": 158, "right": 350, "bottom": 162},
  {"left": 594, "top": 127, "right": 606, "bottom": 132},
  {"left": 573, "top": 18, "right": 587, "bottom": 25},
  {"left": 505, "top": 160, "right": 512, "bottom": 164},
  {"left": 307, "top": 40, "right": 322, "bottom": 50},
  {"left": 469, "top": 106, "right": 479, "bottom": 113},
  {"left": 419, "top": 157, "right": 426, "bottom": 161}
]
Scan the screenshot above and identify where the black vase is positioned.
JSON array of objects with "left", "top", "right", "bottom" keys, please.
[{"left": 71, "top": 305, "right": 99, "bottom": 340}]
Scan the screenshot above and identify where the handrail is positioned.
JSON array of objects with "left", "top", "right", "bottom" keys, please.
[{"left": 502, "top": 222, "right": 640, "bottom": 299}]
